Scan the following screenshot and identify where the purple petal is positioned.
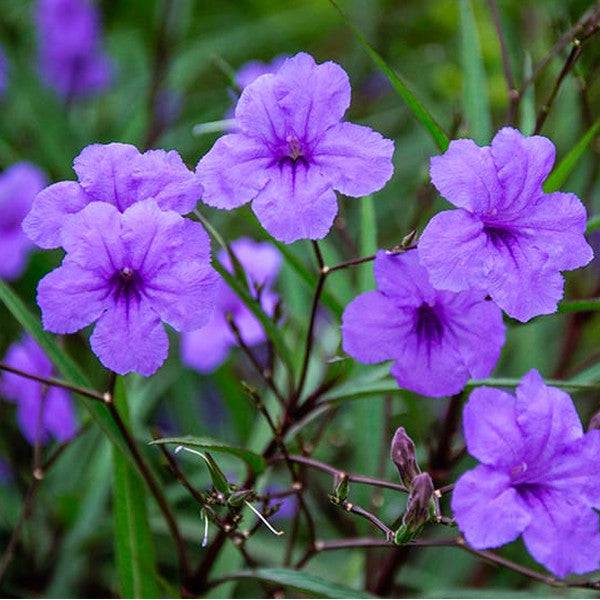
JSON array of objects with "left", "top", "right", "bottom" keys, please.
[
  {"left": 490, "top": 127, "right": 555, "bottom": 214},
  {"left": 389, "top": 330, "right": 470, "bottom": 397},
  {"left": 0, "top": 230, "right": 32, "bottom": 280},
  {"left": 484, "top": 236, "right": 565, "bottom": 322},
  {"left": 452, "top": 465, "right": 531, "bottom": 549},
  {"left": 418, "top": 210, "right": 489, "bottom": 292},
  {"left": 515, "top": 370, "right": 583, "bottom": 465},
  {"left": 462, "top": 386, "right": 524, "bottom": 468},
  {"left": 130, "top": 149, "right": 203, "bottom": 214},
  {"left": 22, "top": 181, "right": 92, "bottom": 249},
  {"left": 521, "top": 489, "right": 600, "bottom": 577},
  {"left": 312, "top": 122, "right": 394, "bottom": 197},
  {"left": 544, "top": 430, "right": 600, "bottom": 507},
  {"left": 197, "top": 133, "right": 272, "bottom": 210},
  {"left": 44, "top": 386, "right": 77, "bottom": 442},
  {"left": 512, "top": 191, "right": 593, "bottom": 271},
  {"left": 60, "top": 201, "right": 125, "bottom": 272},
  {"left": 219, "top": 238, "right": 282, "bottom": 288},
  {"left": 342, "top": 290, "right": 414, "bottom": 363},
  {"left": 274, "top": 53, "right": 350, "bottom": 142},
  {"left": 121, "top": 201, "right": 218, "bottom": 331},
  {"left": 90, "top": 299, "right": 168, "bottom": 376},
  {"left": 37, "top": 262, "right": 110, "bottom": 334},
  {"left": 16, "top": 395, "right": 47, "bottom": 446},
  {"left": 430, "top": 139, "right": 501, "bottom": 213},
  {"left": 445, "top": 293, "right": 505, "bottom": 378},
  {"left": 374, "top": 249, "right": 435, "bottom": 307},
  {"left": 252, "top": 165, "right": 338, "bottom": 243},
  {"left": 73, "top": 143, "right": 141, "bottom": 210},
  {"left": 181, "top": 314, "right": 232, "bottom": 374}
]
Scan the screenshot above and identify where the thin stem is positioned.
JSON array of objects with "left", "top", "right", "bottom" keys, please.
[
  {"left": 558, "top": 298, "right": 600, "bottom": 313},
  {"left": 487, "top": 0, "right": 519, "bottom": 124},
  {"left": 0, "top": 362, "right": 108, "bottom": 403},
  {"left": 336, "top": 500, "right": 393, "bottom": 539},
  {"left": 106, "top": 398, "right": 191, "bottom": 579}
]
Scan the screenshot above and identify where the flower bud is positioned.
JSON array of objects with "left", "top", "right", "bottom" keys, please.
[
  {"left": 390, "top": 427, "right": 420, "bottom": 488},
  {"left": 395, "top": 473, "right": 434, "bottom": 543}
]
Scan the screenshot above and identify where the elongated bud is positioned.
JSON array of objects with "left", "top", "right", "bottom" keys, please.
[
  {"left": 390, "top": 427, "right": 420, "bottom": 489},
  {"left": 589, "top": 410, "right": 600, "bottom": 431},
  {"left": 395, "top": 472, "right": 434, "bottom": 544}
]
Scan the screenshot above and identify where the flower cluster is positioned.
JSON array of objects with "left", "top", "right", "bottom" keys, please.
[
  {"left": 182, "top": 237, "right": 281, "bottom": 373},
  {"left": 0, "top": 162, "right": 47, "bottom": 280},
  {"left": 452, "top": 371, "right": 600, "bottom": 577},
  {"left": 36, "top": 0, "right": 112, "bottom": 100},
  {"left": 1, "top": 336, "right": 76, "bottom": 445}
]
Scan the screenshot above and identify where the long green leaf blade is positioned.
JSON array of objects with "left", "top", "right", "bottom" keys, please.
[
  {"left": 358, "top": 195, "right": 377, "bottom": 292},
  {"left": 544, "top": 117, "right": 600, "bottom": 192},
  {"left": 150, "top": 436, "right": 266, "bottom": 475},
  {"left": 217, "top": 568, "right": 376, "bottom": 599},
  {"left": 328, "top": 0, "right": 449, "bottom": 151},
  {"left": 460, "top": 0, "right": 492, "bottom": 144},
  {"left": 112, "top": 379, "right": 160, "bottom": 598}
]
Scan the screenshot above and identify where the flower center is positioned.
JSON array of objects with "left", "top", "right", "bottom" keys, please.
[
  {"left": 110, "top": 267, "right": 143, "bottom": 302},
  {"left": 483, "top": 225, "right": 516, "bottom": 249},
  {"left": 286, "top": 135, "right": 304, "bottom": 161},
  {"left": 415, "top": 303, "right": 444, "bottom": 345}
]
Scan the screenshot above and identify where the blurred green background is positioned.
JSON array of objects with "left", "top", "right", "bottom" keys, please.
[{"left": 1, "top": 0, "right": 600, "bottom": 597}]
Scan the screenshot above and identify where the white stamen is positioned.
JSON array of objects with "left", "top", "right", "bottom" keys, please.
[{"left": 244, "top": 500, "right": 284, "bottom": 536}]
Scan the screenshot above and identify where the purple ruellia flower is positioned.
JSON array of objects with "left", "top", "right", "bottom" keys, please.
[
  {"left": 0, "top": 335, "right": 77, "bottom": 445},
  {"left": 23, "top": 142, "right": 202, "bottom": 250},
  {"left": 198, "top": 52, "right": 395, "bottom": 243},
  {"left": 36, "top": 200, "right": 219, "bottom": 376},
  {"left": 0, "top": 162, "right": 47, "bottom": 280},
  {"left": 36, "top": 0, "right": 112, "bottom": 100},
  {"left": 452, "top": 370, "right": 600, "bottom": 577},
  {"left": 342, "top": 249, "right": 505, "bottom": 398},
  {"left": 419, "top": 128, "right": 593, "bottom": 322},
  {"left": 181, "top": 237, "right": 281, "bottom": 373}
]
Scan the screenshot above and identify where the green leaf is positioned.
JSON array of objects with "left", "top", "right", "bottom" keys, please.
[
  {"left": 328, "top": 0, "right": 449, "bottom": 151},
  {"left": 150, "top": 436, "right": 267, "bottom": 475},
  {"left": 358, "top": 196, "right": 377, "bottom": 292},
  {"left": 460, "top": 0, "right": 492, "bottom": 144},
  {"left": 112, "top": 378, "right": 160, "bottom": 598},
  {"left": 212, "top": 260, "right": 295, "bottom": 373},
  {"left": 558, "top": 298, "right": 600, "bottom": 313},
  {"left": 216, "top": 568, "right": 376, "bottom": 599},
  {"left": 0, "top": 280, "right": 130, "bottom": 457},
  {"left": 544, "top": 117, "right": 600, "bottom": 193},
  {"left": 587, "top": 214, "right": 600, "bottom": 234}
]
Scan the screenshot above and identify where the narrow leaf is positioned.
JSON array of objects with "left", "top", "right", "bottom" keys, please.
[
  {"left": 150, "top": 436, "right": 267, "bottom": 475},
  {"left": 358, "top": 195, "right": 377, "bottom": 291},
  {"left": 544, "top": 117, "right": 600, "bottom": 192},
  {"left": 217, "top": 568, "right": 376, "bottom": 599},
  {"left": 112, "top": 378, "right": 160, "bottom": 598},
  {"left": 460, "top": 0, "right": 492, "bottom": 144},
  {"left": 328, "top": 0, "right": 449, "bottom": 151}
]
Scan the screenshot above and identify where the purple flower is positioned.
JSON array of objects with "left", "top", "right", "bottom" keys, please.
[
  {"left": 198, "top": 52, "right": 395, "bottom": 243},
  {"left": 0, "top": 162, "right": 47, "bottom": 280},
  {"left": 419, "top": 128, "right": 593, "bottom": 322},
  {"left": 342, "top": 249, "right": 505, "bottom": 398},
  {"left": 1, "top": 335, "right": 76, "bottom": 445},
  {"left": 23, "top": 142, "right": 202, "bottom": 250},
  {"left": 452, "top": 370, "right": 600, "bottom": 577},
  {"left": 234, "top": 56, "right": 288, "bottom": 90},
  {"left": 181, "top": 237, "right": 281, "bottom": 373},
  {"left": 36, "top": 0, "right": 112, "bottom": 100},
  {"left": 36, "top": 200, "right": 219, "bottom": 376}
]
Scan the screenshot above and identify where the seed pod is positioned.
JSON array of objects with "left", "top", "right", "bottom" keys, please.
[{"left": 390, "top": 427, "right": 420, "bottom": 489}]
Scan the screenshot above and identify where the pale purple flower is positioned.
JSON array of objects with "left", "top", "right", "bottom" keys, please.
[
  {"left": 1, "top": 335, "right": 76, "bottom": 445},
  {"left": 23, "top": 142, "right": 202, "bottom": 249},
  {"left": 36, "top": 200, "right": 219, "bottom": 376},
  {"left": 36, "top": 0, "right": 112, "bottom": 100},
  {"left": 198, "top": 52, "right": 395, "bottom": 243},
  {"left": 452, "top": 370, "right": 600, "bottom": 577},
  {"left": 234, "top": 56, "right": 288, "bottom": 90},
  {"left": 419, "top": 128, "right": 593, "bottom": 322},
  {"left": 342, "top": 249, "right": 505, "bottom": 398},
  {"left": 0, "top": 162, "right": 47, "bottom": 280},
  {"left": 181, "top": 237, "right": 281, "bottom": 373}
]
